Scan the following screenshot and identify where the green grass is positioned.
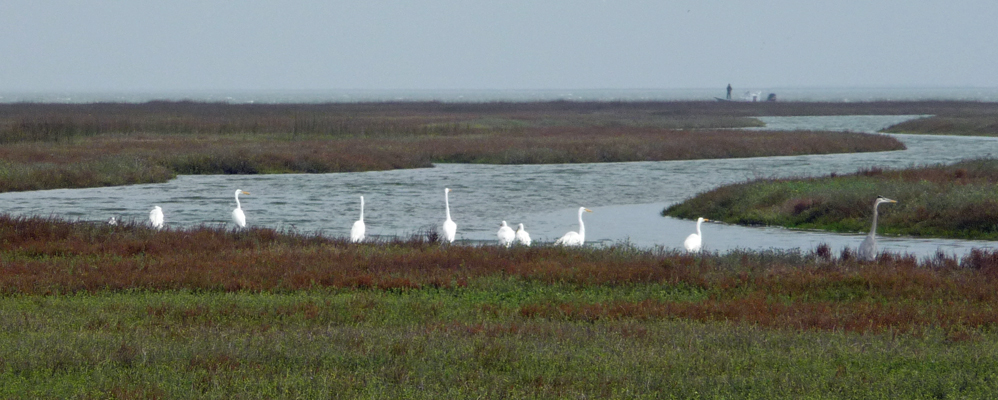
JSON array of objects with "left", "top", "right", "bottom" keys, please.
[
  {"left": 4, "top": 288, "right": 998, "bottom": 399},
  {"left": 664, "top": 158, "right": 998, "bottom": 240},
  {"left": 2, "top": 215, "right": 998, "bottom": 397}
]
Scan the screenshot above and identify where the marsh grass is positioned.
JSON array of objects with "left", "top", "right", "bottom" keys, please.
[
  {"left": 883, "top": 114, "right": 998, "bottom": 137},
  {"left": 3, "top": 214, "right": 998, "bottom": 331},
  {"left": 0, "top": 101, "right": 908, "bottom": 192},
  {"left": 877, "top": 100, "right": 998, "bottom": 136},
  {"left": 3, "top": 215, "right": 998, "bottom": 397},
  {"left": 665, "top": 158, "right": 998, "bottom": 240},
  {"left": 4, "top": 292, "right": 998, "bottom": 398}
]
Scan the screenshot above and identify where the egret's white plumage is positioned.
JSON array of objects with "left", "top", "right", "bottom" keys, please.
[
  {"left": 107, "top": 216, "right": 118, "bottom": 226},
  {"left": 350, "top": 195, "right": 366, "bottom": 243},
  {"left": 683, "top": 217, "right": 709, "bottom": 252},
  {"left": 555, "top": 207, "right": 592, "bottom": 247},
  {"left": 858, "top": 196, "right": 897, "bottom": 261},
  {"left": 497, "top": 221, "right": 514, "bottom": 247},
  {"left": 441, "top": 188, "right": 457, "bottom": 243},
  {"left": 515, "top": 223, "right": 531, "bottom": 246},
  {"left": 149, "top": 206, "right": 164, "bottom": 229},
  {"left": 232, "top": 189, "right": 250, "bottom": 228}
]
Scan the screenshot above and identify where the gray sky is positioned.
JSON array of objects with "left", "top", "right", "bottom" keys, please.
[{"left": 2, "top": 1, "right": 996, "bottom": 92}]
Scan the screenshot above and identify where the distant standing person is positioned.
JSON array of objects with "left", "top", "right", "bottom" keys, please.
[{"left": 726, "top": 84, "right": 732, "bottom": 99}]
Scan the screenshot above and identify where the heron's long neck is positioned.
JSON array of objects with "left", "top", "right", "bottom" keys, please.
[
  {"left": 235, "top": 193, "right": 242, "bottom": 209},
  {"left": 578, "top": 209, "right": 585, "bottom": 240},
  {"left": 360, "top": 196, "right": 364, "bottom": 221},
  {"left": 445, "top": 192, "right": 451, "bottom": 220}
]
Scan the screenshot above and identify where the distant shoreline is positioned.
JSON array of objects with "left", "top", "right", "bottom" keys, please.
[
  {"left": 3, "top": 87, "right": 998, "bottom": 104},
  {"left": 0, "top": 100, "right": 914, "bottom": 193}
]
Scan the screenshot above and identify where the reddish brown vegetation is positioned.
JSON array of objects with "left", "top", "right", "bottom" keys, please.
[
  {"left": 2, "top": 215, "right": 998, "bottom": 295},
  {"left": 0, "top": 101, "right": 910, "bottom": 192},
  {"left": 3, "top": 215, "right": 998, "bottom": 335},
  {"left": 3, "top": 100, "right": 994, "bottom": 139},
  {"left": 426, "top": 128, "right": 902, "bottom": 164}
]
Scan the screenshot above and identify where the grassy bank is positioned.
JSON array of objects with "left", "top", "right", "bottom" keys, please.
[
  {"left": 0, "top": 101, "right": 913, "bottom": 192},
  {"left": 883, "top": 115, "right": 998, "bottom": 136},
  {"left": 2, "top": 215, "right": 998, "bottom": 397},
  {"left": 6, "top": 290, "right": 998, "bottom": 399},
  {"left": 880, "top": 101, "right": 998, "bottom": 137},
  {"left": 664, "top": 158, "right": 998, "bottom": 240}
]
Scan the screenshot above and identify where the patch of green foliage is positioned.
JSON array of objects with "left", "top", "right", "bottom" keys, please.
[
  {"left": 664, "top": 158, "right": 998, "bottom": 240},
  {"left": 2, "top": 287, "right": 998, "bottom": 399}
]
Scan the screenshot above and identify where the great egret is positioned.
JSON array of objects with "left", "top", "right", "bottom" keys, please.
[
  {"left": 497, "top": 221, "right": 514, "bottom": 248},
  {"left": 232, "top": 189, "right": 250, "bottom": 228},
  {"left": 858, "top": 196, "right": 897, "bottom": 261},
  {"left": 515, "top": 223, "right": 532, "bottom": 246},
  {"left": 441, "top": 188, "right": 456, "bottom": 243},
  {"left": 683, "top": 217, "right": 710, "bottom": 252},
  {"left": 149, "top": 206, "right": 164, "bottom": 229},
  {"left": 107, "top": 216, "right": 118, "bottom": 226},
  {"left": 555, "top": 207, "right": 592, "bottom": 246},
  {"left": 350, "top": 195, "right": 366, "bottom": 243}
]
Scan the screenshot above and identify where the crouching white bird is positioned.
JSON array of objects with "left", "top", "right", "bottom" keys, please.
[
  {"left": 350, "top": 195, "right": 366, "bottom": 243},
  {"left": 149, "top": 206, "right": 164, "bottom": 229},
  {"left": 232, "top": 189, "right": 250, "bottom": 228},
  {"left": 683, "top": 217, "right": 709, "bottom": 252},
  {"left": 555, "top": 207, "right": 592, "bottom": 247},
  {"left": 497, "top": 220, "right": 515, "bottom": 247},
  {"left": 515, "top": 223, "right": 532, "bottom": 246}
]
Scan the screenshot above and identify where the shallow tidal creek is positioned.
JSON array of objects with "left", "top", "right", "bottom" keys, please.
[{"left": 2, "top": 115, "right": 996, "bottom": 257}]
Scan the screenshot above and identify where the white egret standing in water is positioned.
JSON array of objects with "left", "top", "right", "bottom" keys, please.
[
  {"left": 683, "top": 217, "right": 710, "bottom": 252},
  {"left": 555, "top": 207, "right": 592, "bottom": 247},
  {"left": 858, "top": 196, "right": 897, "bottom": 261},
  {"left": 351, "top": 195, "right": 366, "bottom": 243},
  {"left": 515, "top": 223, "right": 531, "bottom": 246},
  {"left": 441, "top": 188, "right": 456, "bottom": 243},
  {"left": 497, "top": 221, "right": 514, "bottom": 248},
  {"left": 149, "top": 206, "right": 164, "bottom": 229},
  {"left": 232, "top": 189, "right": 250, "bottom": 228}
]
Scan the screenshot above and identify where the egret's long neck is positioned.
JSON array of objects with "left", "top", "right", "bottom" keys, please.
[
  {"left": 577, "top": 209, "right": 585, "bottom": 240},
  {"left": 870, "top": 202, "right": 880, "bottom": 236},
  {"left": 360, "top": 196, "right": 365, "bottom": 221},
  {"left": 235, "top": 192, "right": 242, "bottom": 209},
  {"left": 445, "top": 191, "right": 451, "bottom": 220},
  {"left": 696, "top": 219, "right": 703, "bottom": 237}
]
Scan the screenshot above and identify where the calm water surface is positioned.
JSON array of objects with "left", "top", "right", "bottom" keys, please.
[{"left": 2, "top": 115, "right": 996, "bottom": 257}]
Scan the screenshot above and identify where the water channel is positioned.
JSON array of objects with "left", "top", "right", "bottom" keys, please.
[{"left": 1, "top": 115, "right": 995, "bottom": 257}]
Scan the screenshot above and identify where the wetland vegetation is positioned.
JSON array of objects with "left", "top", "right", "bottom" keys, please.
[
  {"left": 1, "top": 215, "right": 998, "bottom": 398},
  {"left": 664, "top": 158, "right": 998, "bottom": 240},
  {"left": 881, "top": 106, "right": 998, "bottom": 137},
  {"left": 3, "top": 100, "right": 998, "bottom": 397},
  {"left": 0, "top": 101, "right": 919, "bottom": 192}
]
